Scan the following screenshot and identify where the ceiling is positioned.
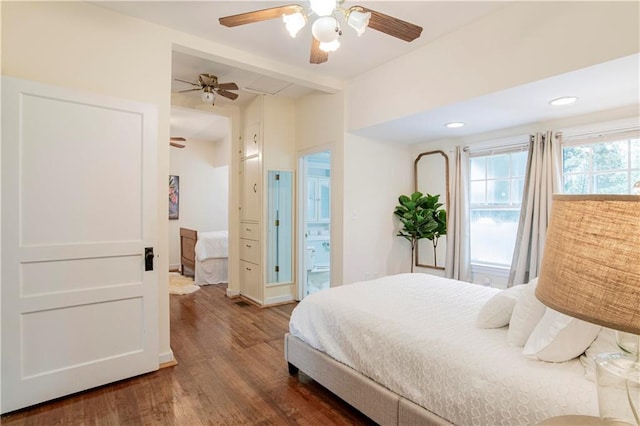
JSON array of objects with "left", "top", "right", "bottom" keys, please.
[{"left": 96, "top": 1, "right": 640, "bottom": 144}]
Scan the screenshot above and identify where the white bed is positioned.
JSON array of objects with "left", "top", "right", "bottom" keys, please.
[
  {"left": 180, "top": 228, "right": 228, "bottom": 285},
  {"left": 286, "top": 273, "right": 599, "bottom": 425}
]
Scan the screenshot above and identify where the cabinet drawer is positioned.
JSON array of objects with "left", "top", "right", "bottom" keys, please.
[
  {"left": 240, "top": 238, "right": 260, "bottom": 264},
  {"left": 240, "top": 223, "right": 260, "bottom": 240},
  {"left": 240, "top": 260, "right": 262, "bottom": 302}
]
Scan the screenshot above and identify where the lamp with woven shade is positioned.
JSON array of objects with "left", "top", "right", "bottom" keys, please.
[{"left": 536, "top": 194, "right": 640, "bottom": 425}]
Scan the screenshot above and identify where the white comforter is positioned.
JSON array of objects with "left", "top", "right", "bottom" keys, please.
[
  {"left": 289, "top": 273, "right": 598, "bottom": 426},
  {"left": 195, "top": 230, "right": 228, "bottom": 261}
]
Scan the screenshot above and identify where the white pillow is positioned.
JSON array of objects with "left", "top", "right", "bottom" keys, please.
[
  {"left": 476, "top": 285, "right": 526, "bottom": 329},
  {"left": 523, "top": 308, "right": 601, "bottom": 362},
  {"left": 507, "top": 278, "right": 546, "bottom": 347},
  {"left": 580, "top": 328, "right": 619, "bottom": 381}
]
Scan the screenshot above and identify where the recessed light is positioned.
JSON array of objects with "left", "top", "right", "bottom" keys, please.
[
  {"left": 445, "top": 122, "right": 465, "bottom": 128},
  {"left": 549, "top": 96, "right": 578, "bottom": 106}
]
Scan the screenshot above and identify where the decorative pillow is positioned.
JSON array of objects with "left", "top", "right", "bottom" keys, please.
[
  {"left": 507, "top": 278, "right": 546, "bottom": 347},
  {"left": 476, "top": 285, "right": 526, "bottom": 329},
  {"left": 523, "top": 308, "right": 601, "bottom": 362},
  {"left": 580, "top": 328, "right": 619, "bottom": 381}
]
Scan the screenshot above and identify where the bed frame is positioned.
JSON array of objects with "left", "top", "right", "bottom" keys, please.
[
  {"left": 179, "top": 227, "right": 197, "bottom": 276},
  {"left": 285, "top": 333, "right": 453, "bottom": 426}
]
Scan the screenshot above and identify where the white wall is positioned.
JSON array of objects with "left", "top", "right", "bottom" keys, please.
[
  {"left": 295, "top": 93, "right": 345, "bottom": 286},
  {"left": 169, "top": 136, "right": 230, "bottom": 270},
  {"left": 0, "top": 1, "right": 313, "bottom": 366},
  {"left": 347, "top": 1, "right": 640, "bottom": 133},
  {"left": 1, "top": 0, "right": 175, "bottom": 365},
  {"left": 410, "top": 105, "right": 640, "bottom": 287},
  {"left": 342, "top": 134, "right": 413, "bottom": 284}
]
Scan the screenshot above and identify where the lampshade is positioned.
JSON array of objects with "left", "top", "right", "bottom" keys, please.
[
  {"left": 283, "top": 11, "right": 306, "bottom": 38},
  {"left": 309, "top": 0, "right": 335, "bottom": 17},
  {"left": 536, "top": 194, "right": 640, "bottom": 334},
  {"left": 633, "top": 180, "right": 640, "bottom": 195},
  {"left": 347, "top": 9, "right": 370, "bottom": 36},
  {"left": 311, "top": 16, "right": 340, "bottom": 43}
]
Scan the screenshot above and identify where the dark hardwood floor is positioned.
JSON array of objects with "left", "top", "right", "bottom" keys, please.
[{"left": 1, "top": 284, "right": 376, "bottom": 425}]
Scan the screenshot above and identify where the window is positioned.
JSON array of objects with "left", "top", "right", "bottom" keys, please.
[
  {"left": 563, "top": 138, "right": 640, "bottom": 194},
  {"left": 469, "top": 149, "right": 528, "bottom": 267}
]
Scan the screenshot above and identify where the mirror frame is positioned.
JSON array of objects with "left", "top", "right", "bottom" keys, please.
[{"left": 414, "top": 150, "right": 450, "bottom": 270}]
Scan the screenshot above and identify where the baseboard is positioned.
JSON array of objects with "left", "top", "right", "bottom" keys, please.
[
  {"left": 160, "top": 359, "right": 178, "bottom": 369},
  {"left": 158, "top": 349, "right": 175, "bottom": 367},
  {"left": 169, "top": 264, "right": 180, "bottom": 272},
  {"left": 265, "top": 294, "right": 295, "bottom": 306},
  {"left": 226, "top": 287, "right": 240, "bottom": 298}
]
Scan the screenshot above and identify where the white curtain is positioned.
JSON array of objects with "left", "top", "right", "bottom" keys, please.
[
  {"left": 445, "top": 146, "right": 471, "bottom": 281},
  {"left": 508, "top": 131, "right": 562, "bottom": 286}
]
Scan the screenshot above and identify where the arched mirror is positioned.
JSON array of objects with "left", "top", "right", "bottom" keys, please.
[{"left": 414, "top": 151, "right": 449, "bottom": 269}]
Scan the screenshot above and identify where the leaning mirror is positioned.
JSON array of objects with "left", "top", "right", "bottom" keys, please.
[{"left": 415, "top": 151, "right": 449, "bottom": 269}]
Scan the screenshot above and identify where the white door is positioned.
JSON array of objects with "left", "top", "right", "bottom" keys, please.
[{"left": 1, "top": 77, "right": 159, "bottom": 413}]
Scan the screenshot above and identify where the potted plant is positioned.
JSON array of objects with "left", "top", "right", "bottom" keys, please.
[{"left": 394, "top": 192, "right": 447, "bottom": 272}]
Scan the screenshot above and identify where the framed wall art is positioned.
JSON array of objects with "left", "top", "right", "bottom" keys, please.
[{"left": 169, "top": 175, "right": 179, "bottom": 220}]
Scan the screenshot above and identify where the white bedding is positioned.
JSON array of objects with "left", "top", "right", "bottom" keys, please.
[
  {"left": 289, "top": 273, "right": 598, "bottom": 425},
  {"left": 195, "top": 230, "right": 228, "bottom": 261}
]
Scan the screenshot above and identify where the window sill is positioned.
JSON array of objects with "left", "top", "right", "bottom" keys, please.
[{"left": 470, "top": 263, "right": 510, "bottom": 278}]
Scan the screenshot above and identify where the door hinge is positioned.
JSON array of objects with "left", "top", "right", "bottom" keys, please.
[
  {"left": 275, "top": 219, "right": 279, "bottom": 226},
  {"left": 275, "top": 173, "right": 280, "bottom": 180},
  {"left": 275, "top": 266, "right": 279, "bottom": 272}
]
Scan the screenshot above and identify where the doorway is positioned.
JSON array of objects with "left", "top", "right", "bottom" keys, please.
[{"left": 299, "top": 150, "right": 331, "bottom": 298}]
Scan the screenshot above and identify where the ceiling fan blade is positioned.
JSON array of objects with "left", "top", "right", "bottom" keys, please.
[
  {"left": 219, "top": 4, "right": 302, "bottom": 27},
  {"left": 217, "top": 82, "right": 239, "bottom": 91},
  {"left": 178, "top": 88, "right": 202, "bottom": 93},
  {"left": 217, "top": 89, "right": 239, "bottom": 100},
  {"left": 356, "top": 6, "right": 423, "bottom": 42},
  {"left": 310, "top": 37, "right": 329, "bottom": 64},
  {"left": 170, "top": 137, "right": 186, "bottom": 142},
  {"left": 170, "top": 142, "right": 186, "bottom": 148},
  {"left": 174, "top": 78, "right": 201, "bottom": 87}
]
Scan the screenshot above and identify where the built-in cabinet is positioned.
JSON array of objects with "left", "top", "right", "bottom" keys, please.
[
  {"left": 307, "top": 177, "right": 330, "bottom": 223},
  {"left": 238, "top": 95, "right": 296, "bottom": 305}
]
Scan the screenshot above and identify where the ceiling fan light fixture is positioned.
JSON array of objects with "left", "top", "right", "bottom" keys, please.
[
  {"left": 319, "top": 39, "right": 340, "bottom": 52},
  {"left": 201, "top": 90, "right": 216, "bottom": 103},
  {"left": 309, "top": 0, "right": 336, "bottom": 17},
  {"left": 283, "top": 11, "right": 307, "bottom": 37},
  {"left": 347, "top": 9, "right": 370, "bottom": 36},
  {"left": 312, "top": 16, "right": 340, "bottom": 43}
]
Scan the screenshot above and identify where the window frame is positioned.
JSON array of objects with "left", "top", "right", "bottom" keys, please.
[
  {"left": 561, "top": 134, "right": 640, "bottom": 195},
  {"left": 468, "top": 145, "right": 529, "bottom": 270}
]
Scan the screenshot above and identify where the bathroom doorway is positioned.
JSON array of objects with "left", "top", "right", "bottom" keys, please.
[{"left": 299, "top": 150, "right": 331, "bottom": 298}]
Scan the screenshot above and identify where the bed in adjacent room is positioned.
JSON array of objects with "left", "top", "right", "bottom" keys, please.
[
  {"left": 179, "top": 227, "right": 228, "bottom": 285},
  {"left": 286, "top": 273, "right": 603, "bottom": 426}
]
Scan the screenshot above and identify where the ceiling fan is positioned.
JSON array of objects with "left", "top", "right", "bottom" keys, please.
[
  {"left": 170, "top": 137, "right": 186, "bottom": 148},
  {"left": 174, "top": 73, "right": 240, "bottom": 105},
  {"left": 219, "top": 0, "right": 423, "bottom": 64}
]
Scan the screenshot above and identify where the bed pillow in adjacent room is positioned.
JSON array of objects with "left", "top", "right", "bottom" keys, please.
[
  {"left": 476, "top": 285, "right": 526, "bottom": 329},
  {"left": 507, "top": 278, "right": 546, "bottom": 347},
  {"left": 523, "top": 308, "right": 601, "bottom": 362}
]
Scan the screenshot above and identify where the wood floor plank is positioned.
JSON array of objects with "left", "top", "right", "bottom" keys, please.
[{"left": 2, "top": 284, "right": 375, "bottom": 425}]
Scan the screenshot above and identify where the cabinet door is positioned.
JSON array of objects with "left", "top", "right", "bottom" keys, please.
[
  {"left": 243, "top": 122, "right": 260, "bottom": 158},
  {"left": 241, "top": 156, "right": 261, "bottom": 222},
  {"left": 318, "top": 177, "right": 331, "bottom": 222},
  {"left": 240, "top": 260, "right": 262, "bottom": 303},
  {"left": 307, "top": 178, "right": 317, "bottom": 222}
]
